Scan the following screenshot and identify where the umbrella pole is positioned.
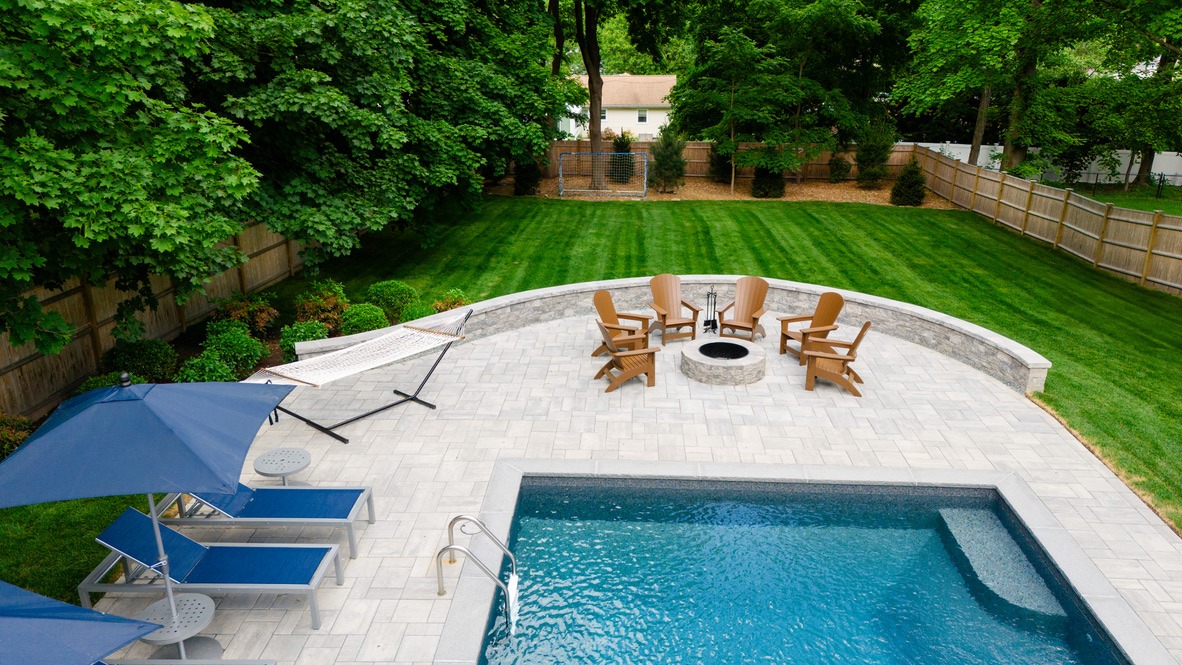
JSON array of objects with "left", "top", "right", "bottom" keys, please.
[{"left": 145, "top": 494, "right": 179, "bottom": 620}]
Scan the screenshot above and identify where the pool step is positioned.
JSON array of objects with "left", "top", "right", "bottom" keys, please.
[{"left": 938, "top": 508, "right": 1066, "bottom": 619}]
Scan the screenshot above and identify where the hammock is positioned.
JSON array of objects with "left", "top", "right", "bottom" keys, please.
[{"left": 247, "top": 310, "right": 471, "bottom": 443}]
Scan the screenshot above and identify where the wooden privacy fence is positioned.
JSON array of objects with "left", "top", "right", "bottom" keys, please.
[
  {"left": 916, "top": 145, "right": 1182, "bottom": 296},
  {"left": 0, "top": 223, "right": 303, "bottom": 417}
]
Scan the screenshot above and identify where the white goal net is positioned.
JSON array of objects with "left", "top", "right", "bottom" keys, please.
[{"left": 558, "top": 152, "right": 649, "bottom": 198}]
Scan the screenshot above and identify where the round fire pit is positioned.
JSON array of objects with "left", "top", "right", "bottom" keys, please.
[{"left": 680, "top": 338, "right": 766, "bottom": 385}]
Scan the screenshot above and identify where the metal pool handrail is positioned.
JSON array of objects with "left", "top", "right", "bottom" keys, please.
[
  {"left": 435, "top": 545, "right": 512, "bottom": 623},
  {"left": 446, "top": 514, "right": 517, "bottom": 575}
]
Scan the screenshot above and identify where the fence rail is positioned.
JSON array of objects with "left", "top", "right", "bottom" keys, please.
[
  {"left": 915, "top": 146, "right": 1182, "bottom": 296},
  {"left": 1, "top": 223, "right": 304, "bottom": 417}
]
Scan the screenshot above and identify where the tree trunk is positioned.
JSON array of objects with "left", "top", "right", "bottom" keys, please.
[
  {"left": 575, "top": 0, "right": 606, "bottom": 189},
  {"left": 968, "top": 86, "right": 991, "bottom": 166},
  {"left": 1123, "top": 152, "right": 1138, "bottom": 191},
  {"left": 1002, "top": 1, "right": 1041, "bottom": 171},
  {"left": 729, "top": 79, "right": 736, "bottom": 194},
  {"left": 1133, "top": 49, "right": 1177, "bottom": 186},
  {"left": 549, "top": 0, "right": 564, "bottom": 77}
]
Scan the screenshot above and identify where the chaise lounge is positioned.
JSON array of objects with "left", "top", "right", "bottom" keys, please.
[{"left": 80, "top": 508, "right": 343, "bottom": 629}]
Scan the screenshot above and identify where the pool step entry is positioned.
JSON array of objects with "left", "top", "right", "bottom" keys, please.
[
  {"left": 435, "top": 515, "right": 519, "bottom": 633},
  {"left": 938, "top": 508, "right": 1066, "bottom": 624}
]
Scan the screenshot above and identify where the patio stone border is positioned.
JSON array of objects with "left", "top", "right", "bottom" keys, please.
[
  {"left": 296, "top": 276, "right": 1050, "bottom": 393},
  {"left": 433, "top": 459, "right": 1172, "bottom": 665}
]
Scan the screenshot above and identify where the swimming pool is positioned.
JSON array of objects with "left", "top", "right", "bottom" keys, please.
[{"left": 479, "top": 478, "right": 1128, "bottom": 664}]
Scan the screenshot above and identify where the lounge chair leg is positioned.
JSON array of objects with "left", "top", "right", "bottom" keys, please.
[
  {"left": 366, "top": 494, "right": 376, "bottom": 523},
  {"left": 346, "top": 525, "right": 358, "bottom": 559},
  {"left": 79, "top": 589, "right": 92, "bottom": 608},
  {"left": 647, "top": 371, "right": 655, "bottom": 387},
  {"left": 309, "top": 592, "right": 321, "bottom": 630},
  {"left": 334, "top": 551, "right": 344, "bottom": 584},
  {"left": 805, "top": 369, "right": 816, "bottom": 391}
]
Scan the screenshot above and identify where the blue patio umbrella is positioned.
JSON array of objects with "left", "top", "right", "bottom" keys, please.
[
  {"left": 0, "top": 579, "right": 159, "bottom": 665},
  {"left": 0, "top": 379, "right": 293, "bottom": 630}
]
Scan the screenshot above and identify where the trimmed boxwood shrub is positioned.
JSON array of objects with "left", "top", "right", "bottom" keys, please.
[
  {"left": 101, "top": 338, "right": 177, "bottom": 382},
  {"left": 211, "top": 292, "right": 279, "bottom": 336},
  {"left": 75, "top": 371, "right": 145, "bottom": 395},
  {"left": 295, "top": 279, "right": 350, "bottom": 333},
  {"left": 751, "top": 167, "right": 785, "bottom": 199},
  {"left": 400, "top": 302, "right": 437, "bottom": 322},
  {"left": 206, "top": 319, "right": 250, "bottom": 338},
  {"left": 513, "top": 158, "right": 543, "bottom": 196},
  {"left": 173, "top": 350, "right": 237, "bottom": 383},
  {"left": 367, "top": 280, "right": 419, "bottom": 323},
  {"left": 828, "top": 155, "right": 852, "bottom": 182},
  {"left": 340, "top": 303, "right": 390, "bottom": 336},
  {"left": 891, "top": 157, "right": 927, "bottom": 206},
  {"left": 432, "top": 288, "right": 470, "bottom": 313},
  {"left": 203, "top": 329, "right": 266, "bottom": 377},
  {"left": 279, "top": 320, "right": 330, "bottom": 363}
]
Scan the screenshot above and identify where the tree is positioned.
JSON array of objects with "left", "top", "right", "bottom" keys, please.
[
  {"left": 0, "top": 0, "right": 259, "bottom": 352},
  {"left": 648, "top": 125, "right": 689, "bottom": 193}
]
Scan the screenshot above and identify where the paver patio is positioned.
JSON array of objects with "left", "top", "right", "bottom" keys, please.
[{"left": 99, "top": 313, "right": 1182, "bottom": 664}]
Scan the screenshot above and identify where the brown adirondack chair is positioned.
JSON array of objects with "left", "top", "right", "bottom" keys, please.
[
  {"left": 594, "top": 321, "right": 659, "bottom": 392},
  {"left": 779, "top": 292, "right": 845, "bottom": 364},
  {"left": 804, "top": 321, "right": 871, "bottom": 397},
  {"left": 718, "top": 276, "right": 769, "bottom": 341},
  {"left": 648, "top": 274, "right": 701, "bottom": 344},
  {"left": 591, "top": 290, "right": 652, "bottom": 357}
]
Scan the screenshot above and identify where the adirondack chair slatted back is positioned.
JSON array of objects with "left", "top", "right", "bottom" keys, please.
[
  {"left": 814, "top": 292, "right": 845, "bottom": 329},
  {"left": 732, "top": 276, "right": 769, "bottom": 322},
  {"left": 593, "top": 290, "right": 620, "bottom": 327},
  {"left": 650, "top": 274, "right": 683, "bottom": 317}
]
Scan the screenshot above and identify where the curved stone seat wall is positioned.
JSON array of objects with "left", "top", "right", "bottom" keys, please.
[{"left": 296, "top": 276, "right": 1050, "bottom": 393}]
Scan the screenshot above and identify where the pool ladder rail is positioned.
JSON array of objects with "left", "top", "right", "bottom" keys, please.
[{"left": 435, "top": 515, "right": 518, "bottom": 630}]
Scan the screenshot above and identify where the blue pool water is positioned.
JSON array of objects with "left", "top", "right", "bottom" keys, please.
[{"left": 480, "top": 479, "right": 1126, "bottom": 664}]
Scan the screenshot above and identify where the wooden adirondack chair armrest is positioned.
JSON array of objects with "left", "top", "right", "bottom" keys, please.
[
  {"left": 649, "top": 301, "right": 668, "bottom": 316},
  {"left": 602, "top": 322, "right": 638, "bottom": 332},
  {"left": 777, "top": 314, "right": 811, "bottom": 323},
  {"left": 817, "top": 337, "right": 855, "bottom": 348},
  {"left": 753, "top": 307, "right": 767, "bottom": 319},
  {"left": 618, "top": 313, "right": 653, "bottom": 323},
  {"left": 803, "top": 350, "right": 851, "bottom": 362},
  {"left": 681, "top": 300, "right": 702, "bottom": 313},
  {"left": 614, "top": 347, "right": 660, "bottom": 357},
  {"left": 799, "top": 324, "right": 839, "bottom": 335},
  {"left": 717, "top": 301, "right": 735, "bottom": 315}
]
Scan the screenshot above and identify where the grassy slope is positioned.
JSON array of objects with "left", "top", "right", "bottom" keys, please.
[
  {"left": 278, "top": 196, "right": 1182, "bottom": 526},
  {"left": 1081, "top": 184, "right": 1182, "bottom": 216}
]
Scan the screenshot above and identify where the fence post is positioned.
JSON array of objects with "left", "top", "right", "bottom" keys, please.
[
  {"left": 233, "top": 234, "right": 248, "bottom": 293},
  {"left": 79, "top": 282, "right": 104, "bottom": 365},
  {"left": 1093, "top": 203, "right": 1113, "bottom": 267},
  {"left": 1019, "top": 180, "right": 1036, "bottom": 236},
  {"left": 969, "top": 166, "right": 981, "bottom": 213},
  {"left": 993, "top": 173, "right": 1007, "bottom": 224},
  {"left": 286, "top": 240, "right": 296, "bottom": 278},
  {"left": 1053, "top": 189, "right": 1072, "bottom": 250},
  {"left": 1141, "top": 210, "right": 1163, "bottom": 286}
]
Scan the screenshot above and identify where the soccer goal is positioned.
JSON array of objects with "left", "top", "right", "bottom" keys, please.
[{"left": 558, "top": 152, "right": 649, "bottom": 198}]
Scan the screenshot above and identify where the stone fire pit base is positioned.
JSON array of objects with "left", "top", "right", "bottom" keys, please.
[{"left": 680, "top": 338, "right": 767, "bottom": 385}]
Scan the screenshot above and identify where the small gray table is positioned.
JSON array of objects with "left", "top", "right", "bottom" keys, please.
[
  {"left": 135, "top": 593, "right": 221, "bottom": 660},
  {"left": 253, "top": 447, "right": 311, "bottom": 486}
]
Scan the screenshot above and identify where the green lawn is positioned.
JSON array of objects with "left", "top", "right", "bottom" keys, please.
[
  {"left": 1073, "top": 182, "right": 1182, "bottom": 216},
  {"left": 5, "top": 195, "right": 1180, "bottom": 603}
]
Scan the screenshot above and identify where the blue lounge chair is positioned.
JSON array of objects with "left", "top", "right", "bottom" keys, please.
[
  {"left": 158, "top": 484, "right": 375, "bottom": 559},
  {"left": 80, "top": 509, "right": 343, "bottom": 629}
]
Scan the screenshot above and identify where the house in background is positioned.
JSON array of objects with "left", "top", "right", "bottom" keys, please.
[{"left": 560, "top": 74, "right": 676, "bottom": 141}]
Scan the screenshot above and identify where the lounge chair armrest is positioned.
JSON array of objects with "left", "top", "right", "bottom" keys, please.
[
  {"left": 649, "top": 301, "right": 668, "bottom": 316},
  {"left": 777, "top": 314, "right": 811, "bottom": 323},
  {"left": 614, "top": 347, "right": 660, "bottom": 357},
  {"left": 717, "top": 301, "right": 735, "bottom": 314},
  {"left": 681, "top": 300, "right": 702, "bottom": 313},
  {"left": 753, "top": 307, "right": 767, "bottom": 319},
  {"left": 803, "top": 350, "right": 851, "bottom": 361},
  {"left": 800, "top": 324, "right": 839, "bottom": 335},
  {"left": 817, "top": 337, "right": 855, "bottom": 348},
  {"left": 617, "top": 313, "right": 653, "bottom": 323},
  {"left": 602, "top": 322, "right": 639, "bottom": 332}
]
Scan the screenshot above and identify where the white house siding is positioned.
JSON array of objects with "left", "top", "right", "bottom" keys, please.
[{"left": 570, "top": 107, "right": 671, "bottom": 142}]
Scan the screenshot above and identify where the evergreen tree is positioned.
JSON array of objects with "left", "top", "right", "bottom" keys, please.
[
  {"left": 855, "top": 122, "right": 897, "bottom": 189},
  {"left": 648, "top": 126, "right": 688, "bottom": 193},
  {"left": 890, "top": 157, "right": 927, "bottom": 206}
]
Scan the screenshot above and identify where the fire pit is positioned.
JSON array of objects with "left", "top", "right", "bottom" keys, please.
[{"left": 680, "top": 339, "right": 766, "bottom": 385}]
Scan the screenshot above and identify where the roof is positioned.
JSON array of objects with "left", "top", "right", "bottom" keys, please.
[{"left": 577, "top": 74, "right": 676, "bottom": 108}]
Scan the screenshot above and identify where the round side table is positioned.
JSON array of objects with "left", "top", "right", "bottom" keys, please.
[
  {"left": 254, "top": 447, "right": 311, "bottom": 486},
  {"left": 135, "top": 593, "right": 221, "bottom": 660}
]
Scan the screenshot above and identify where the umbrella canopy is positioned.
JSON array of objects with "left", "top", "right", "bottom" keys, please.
[
  {"left": 0, "top": 382, "right": 294, "bottom": 508},
  {"left": 0, "top": 579, "right": 159, "bottom": 664}
]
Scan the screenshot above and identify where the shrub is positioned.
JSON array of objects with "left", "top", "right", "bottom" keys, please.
[
  {"left": 610, "top": 131, "right": 635, "bottom": 183},
  {"left": 891, "top": 157, "right": 927, "bottom": 206},
  {"left": 210, "top": 292, "right": 279, "bottom": 336},
  {"left": 205, "top": 318, "right": 250, "bottom": 338},
  {"left": 367, "top": 280, "right": 419, "bottom": 323},
  {"left": 854, "top": 122, "right": 896, "bottom": 189},
  {"left": 295, "top": 279, "right": 350, "bottom": 333},
  {"left": 101, "top": 339, "right": 177, "bottom": 382},
  {"left": 75, "top": 371, "right": 145, "bottom": 395},
  {"left": 400, "top": 301, "right": 437, "bottom": 322},
  {"left": 828, "top": 155, "right": 852, "bottom": 183},
  {"left": 173, "top": 350, "right": 238, "bottom": 383},
  {"left": 708, "top": 144, "right": 731, "bottom": 183},
  {"left": 432, "top": 288, "right": 470, "bottom": 313},
  {"left": 279, "top": 320, "right": 330, "bottom": 363},
  {"left": 513, "top": 158, "right": 543, "bottom": 196},
  {"left": 203, "top": 328, "right": 266, "bottom": 377},
  {"left": 0, "top": 413, "right": 34, "bottom": 461},
  {"left": 751, "top": 167, "right": 785, "bottom": 199},
  {"left": 340, "top": 303, "right": 390, "bottom": 336},
  {"left": 648, "top": 125, "right": 687, "bottom": 193}
]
